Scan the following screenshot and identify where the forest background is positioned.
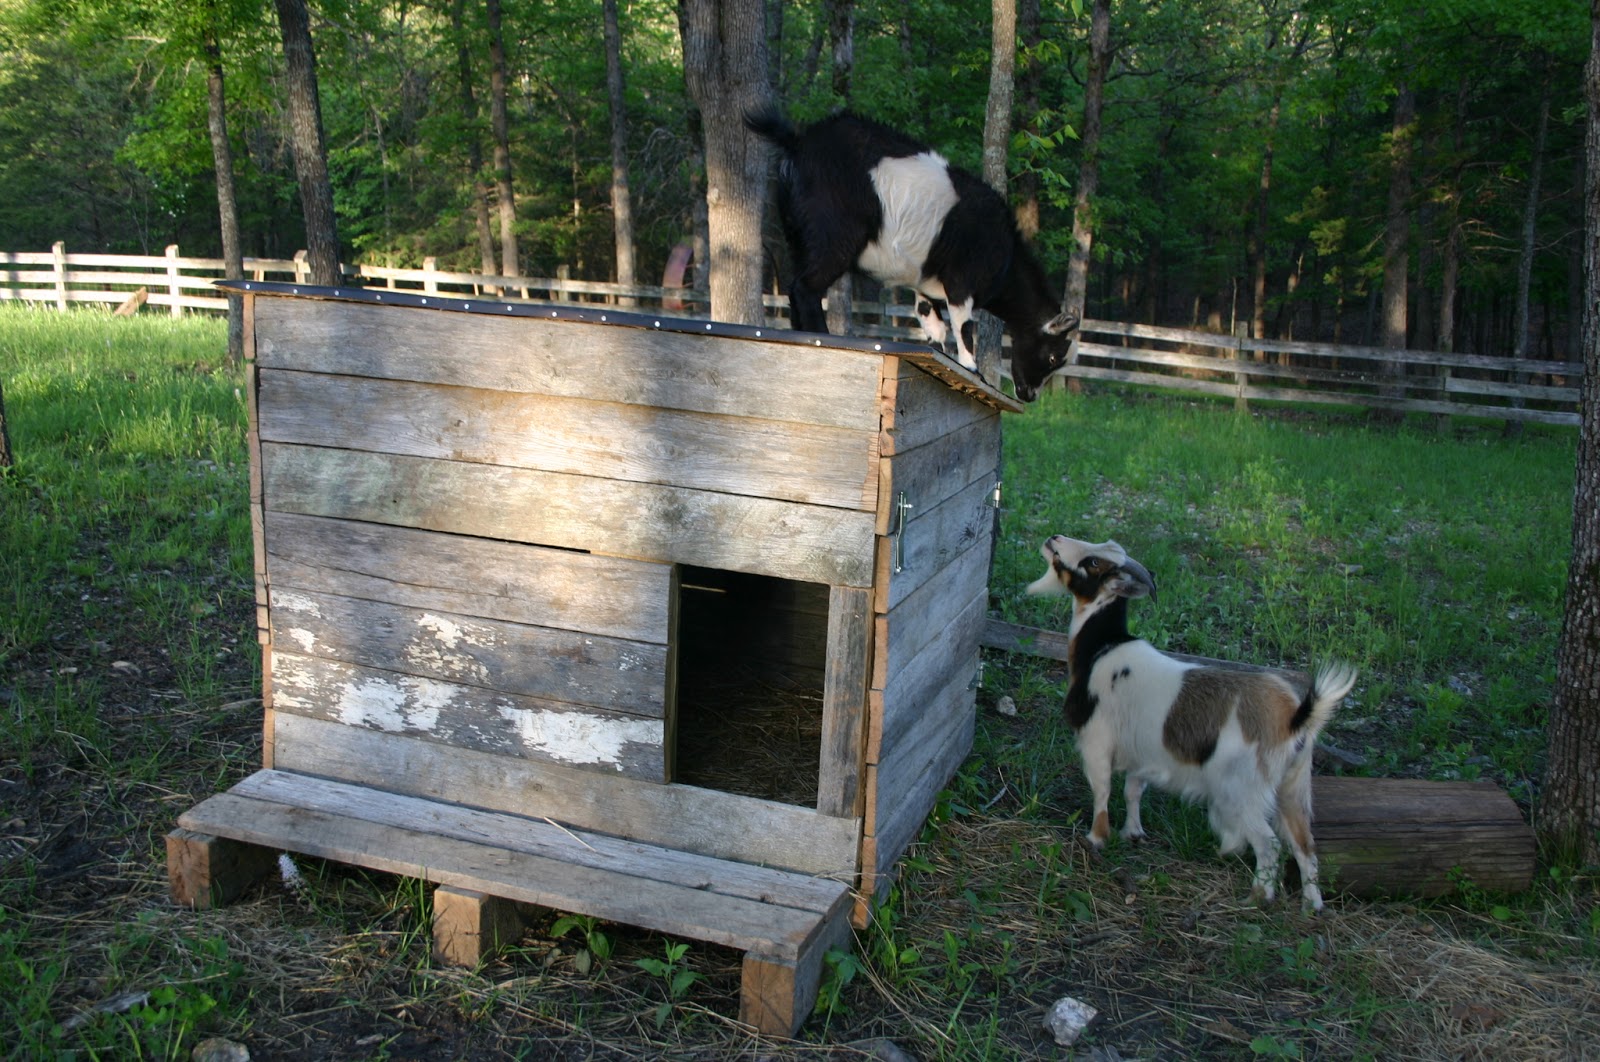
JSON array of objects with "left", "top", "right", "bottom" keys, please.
[{"left": 0, "top": 0, "right": 1591, "bottom": 362}]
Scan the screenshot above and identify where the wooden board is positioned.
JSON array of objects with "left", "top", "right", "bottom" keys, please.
[
  {"left": 270, "top": 714, "right": 861, "bottom": 877},
  {"left": 262, "top": 443, "right": 877, "bottom": 587},
  {"left": 258, "top": 368, "right": 879, "bottom": 512},
  {"left": 863, "top": 655, "right": 979, "bottom": 834},
  {"left": 869, "top": 587, "right": 989, "bottom": 762},
  {"left": 252, "top": 297, "right": 885, "bottom": 432},
  {"left": 179, "top": 770, "right": 848, "bottom": 962},
  {"left": 874, "top": 473, "right": 998, "bottom": 615},
  {"left": 872, "top": 541, "right": 992, "bottom": 689},
  {"left": 1312, "top": 776, "right": 1535, "bottom": 898},
  {"left": 265, "top": 512, "right": 672, "bottom": 645},
  {"left": 816, "top": 586, "right": 873, "bottom": 818},
  {"left": 271, "top": 652, "right": 669, "bottom": 779},
  {"left": 879, "top": 360, "right": 996, "bottom": 455},
  {"left": 269, "top": 586, "right": 668, "bottom": 716},
  {"left": 875, "top": 413, "right": 1001, "bottom": 535}
]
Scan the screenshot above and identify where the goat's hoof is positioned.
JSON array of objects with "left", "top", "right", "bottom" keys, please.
[
  {"left": 1118, "top": 828, "right": 1146, "bottom": 844},
  {"left": 1300, "top": 888, "right": 1325, "bottom": 916},
  {"left": 1250, "top": 884, "right": 1278, "bottom": 907}
]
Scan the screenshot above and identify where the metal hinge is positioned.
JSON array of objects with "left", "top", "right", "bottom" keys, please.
[
  {"left": 988, "top": 480, "right": 1003, "bottom": 510},
  {"left": 969, "top": 660, "right": 986, "bottom": 690},
  {"left": 891, "top": 491, "right": 915, "bottom": 573}
]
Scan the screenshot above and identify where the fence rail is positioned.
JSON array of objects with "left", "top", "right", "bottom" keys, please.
[{"left": 1, "top": 244, "right": 1583, "bottom": 425}]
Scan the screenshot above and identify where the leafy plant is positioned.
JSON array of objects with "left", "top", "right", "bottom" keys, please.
[
  {"left": 633, "top": 941, "right": 703, "bottom": 1028},
  {"left": 550, "top": 914, "right": 613, "bottom": 976}
]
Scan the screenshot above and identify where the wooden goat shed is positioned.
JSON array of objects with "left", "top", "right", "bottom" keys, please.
[{"left": 169, "top": 281, "right": 1020, "bottom": 1035}]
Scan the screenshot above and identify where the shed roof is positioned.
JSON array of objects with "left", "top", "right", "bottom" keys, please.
[{"left": 218, "top": 280, "right": 1024, "bottom": 414}]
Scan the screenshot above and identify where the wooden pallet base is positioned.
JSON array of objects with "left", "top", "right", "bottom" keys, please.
[{"left": 169, "top": 769, "right": 853, "bottom": 1036}]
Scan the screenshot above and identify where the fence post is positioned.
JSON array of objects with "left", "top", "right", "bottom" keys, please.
[
  {"left": 293, "top": 250, "right": 309, "bottom": 285},
  {"left": 166, "top": 244, "right": 182, "bottom": 317},
  {"left": 52, "top": 241, "right": 67, "bottom": 312},
  {"left": 423, "top": 256, "right": 438, "bottom": 295},
  {"left": 556, "top": 263, "right": 570, "bottom": 304},
  {"left": 1232, "top": 322, "right": 1250, "bottom": 413}
]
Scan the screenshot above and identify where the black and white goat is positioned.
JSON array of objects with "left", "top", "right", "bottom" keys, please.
[
  {"left": 744, "top": 108, "right": 1078, "bottom": 402},
  {"left": 1026, "top": 534, "right": 1357, "bottom": 912}
]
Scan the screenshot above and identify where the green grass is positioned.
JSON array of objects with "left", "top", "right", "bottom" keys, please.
[{"left": 1, "top": 306, "right": 1595, "bottom": 1060}]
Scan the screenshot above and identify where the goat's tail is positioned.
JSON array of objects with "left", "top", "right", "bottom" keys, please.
[
  {"left": 743, "top": 106, "right": 798, "bottom": 153},
  {"left": 1290, "top": 661, "right": 1358, "bottom": 735}
]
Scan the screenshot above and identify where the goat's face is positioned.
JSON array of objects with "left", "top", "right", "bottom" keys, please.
[
  {"left": 1011, "top": 312, "right": 1079, "bottom": 402},
  {"left": 1025, "top": 534, "right": 1157, "bottom": 608}
]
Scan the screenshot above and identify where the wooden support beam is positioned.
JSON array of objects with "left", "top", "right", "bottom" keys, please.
[
  {"left": 739, "top": 904, "right": 854, "bottom": 1037},
  {"left": 432, "top": 886, "right": 529, "bottom": 967},
  {"left": 166, "top": 827, "right": 277, "bottom": 909}
]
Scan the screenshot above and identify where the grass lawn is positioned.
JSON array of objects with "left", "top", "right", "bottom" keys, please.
[{"left": 1, "top": 304, "right": 1596, "bottom": 1060}]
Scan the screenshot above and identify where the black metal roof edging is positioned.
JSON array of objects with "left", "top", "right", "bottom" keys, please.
[
  {"left": 218, "top": 278, "right": 931, "bottom": 356},
  {"left": 215, "top": 278, "right": 1025, "bottom": 412}
]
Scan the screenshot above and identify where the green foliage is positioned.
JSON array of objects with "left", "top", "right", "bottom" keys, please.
[
  {"left": 633, "top": 940, "right": 704, "bottom": 1028},
  {"left": 550, "top": 913, "right": 613, "bottom": 975}
]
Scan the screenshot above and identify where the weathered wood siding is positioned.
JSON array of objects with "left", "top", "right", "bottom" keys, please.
[{"left": 857, "top": 361, "right": 1003, "bottom": 910}]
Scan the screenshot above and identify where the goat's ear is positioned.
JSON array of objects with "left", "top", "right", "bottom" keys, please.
[
  {"left": 1043, "top": 311, "right": 1080, "bottom": 336},
  {"left": 1108, "top": 559, "right": 1157, "bottom": 601}
]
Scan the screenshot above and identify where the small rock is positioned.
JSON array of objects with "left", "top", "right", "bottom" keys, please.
[
  {"left": 995, "top": 695, "right": 1017, "bottom": 717},
  {"left": 846, "top": 1039, "right": 917, "bottom": 1062},
  {"left": 192, "top": 1039, "right": 250, "bottom": 1062},
  {"left": 111, "top": 660, "right": 140, "bottom": 674},
  {"left": 1043, "top": 995, "right": 1099, "bottom": 1046}
]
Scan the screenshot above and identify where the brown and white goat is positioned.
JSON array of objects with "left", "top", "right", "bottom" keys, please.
[{"left": 1026, "top": 534, "right": 1357, "bottom": 912}]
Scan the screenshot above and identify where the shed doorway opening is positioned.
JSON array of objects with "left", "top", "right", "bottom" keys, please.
[{"left": 673, "top": 566, "right": 828, "bottom": 807}]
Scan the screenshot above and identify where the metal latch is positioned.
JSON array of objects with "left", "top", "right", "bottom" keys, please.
[{"left": 891, "top": 491, "right": 915, "bottom": 573}]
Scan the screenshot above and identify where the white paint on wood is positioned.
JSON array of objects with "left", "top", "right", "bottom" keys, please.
[
  {"left": 497, "top": 704, "right": 662, "bottom": 770},
  {"left": 333, "top": 672, "right": 448, "bottom": 733}
]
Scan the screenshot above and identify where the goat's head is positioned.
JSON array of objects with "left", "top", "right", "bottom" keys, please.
[
  {"left": 1010, "top": 311, "right": 1079, "bottom": 402},
  {"left": 1025, "top": 534, "right": 1157, "bottom": 610}
]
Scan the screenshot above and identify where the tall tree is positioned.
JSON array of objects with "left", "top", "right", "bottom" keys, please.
[
  {"left": 486, "top": 0, "right": 519, "bottom": 280},
  {"left": 679, "top": 0, "right": 771, "bottom": 325},
  {"left": 450, "top": 0, "right": 497, "bottom": 280},
  {"left": 603, "top": 0, "right": 637, "bottom": 303},
  {"left": 273, "top": 0, "right": 341, "bottom": 285},
  {"left": 1063, "top": 0, "right": 1111, "bottom": 364},
  {"left": 203, "top": 24, "right": 244, "bottom": 363},
  {"left": 979, "top": 0, "right": 1017, "bottom": 386},
  {"left": 1377, "top": 80, "right": 1416, "bottom": 405},
  {"left": 1542, "top": 0, "right": 1600, "bottom": 867}
]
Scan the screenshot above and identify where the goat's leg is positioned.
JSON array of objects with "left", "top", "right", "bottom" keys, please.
[
  {"left": 1276, "top": 764, "right": 1324, "bottom": 913},
  {"left": 914, "top": 296, "right": 950, "bottom": 350},
  {"left": 945, "top": 296, "right": 980, "bottom": 371},
  {"left": 1119, "top": 775, "right": 1147, "bottom": 842},
  {"left": 1079, "top": 746, "right": 1115, "bottom": 849},
  {"left": 787, "top": 278, "right": 831, "bottom": 334}
]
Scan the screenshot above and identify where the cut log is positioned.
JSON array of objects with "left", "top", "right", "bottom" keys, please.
[{"left": 1312, "top": 776, "right": 1534, "bottom": 898}]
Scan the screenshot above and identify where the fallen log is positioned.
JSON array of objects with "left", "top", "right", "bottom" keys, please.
[
  {"left": 1312, "top": 776, "right": 1534, "bottom": 898},
  {"left": 982, "top": 617, "right": 1536, "bottom": 898}
]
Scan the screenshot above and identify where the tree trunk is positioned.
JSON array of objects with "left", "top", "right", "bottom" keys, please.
[
  {"left": 450, "top": 0, "right": 497, "bottom": 282},
  {"left": 825, "top": 0, "right": 854, "bottom": 103},
  {"left": 982, "top": 0, "right": 1016, "bottom": 196},
  {"left": 204, "top": 33, "right": 245, "bottom": 365},
  {"left": 977, "top": 0, "right": 1016, "bottom": 388},
  {"left": 1506, "top": 80, "right": 1551, "bottom": 437},
  {"left": 679, "top": 0, "right": 771, "bottom": 326},
  {"left": 1377, "top": 82, "right": 1416, "bottom": 411},
  {"left": 1250, "top": 92, "right": 1282, "bottom": 354},
  {"left": 487, "top": 0, "right": 519, "bottom": 281},
  {"left": 1542, "top": 2, "right": 1600, "bottom": 868},
  {"left": 274, "top": 0, "right": 341, "bottom": 286},
  {"left": 1013, "top": 0, "right": 1042, "bottom": 239},
  {"left": 1062, "top": 0, "right": 1110, "bottom": 366},
  {"left": 603, "top": 0, "right": 637, "bottom": 305}
]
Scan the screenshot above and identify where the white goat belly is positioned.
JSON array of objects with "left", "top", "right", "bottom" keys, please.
[{"left": 860, "top": 152, "right": 958, "bottom": 288}]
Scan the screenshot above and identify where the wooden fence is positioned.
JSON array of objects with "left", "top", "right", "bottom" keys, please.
[{"left": 1, "top": 244, "right": 1583, "bottom": 425}]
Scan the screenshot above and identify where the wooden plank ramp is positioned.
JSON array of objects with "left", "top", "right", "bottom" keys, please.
[{"left": 170, "top": 769, "right": 853, "bottom": 1037}]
